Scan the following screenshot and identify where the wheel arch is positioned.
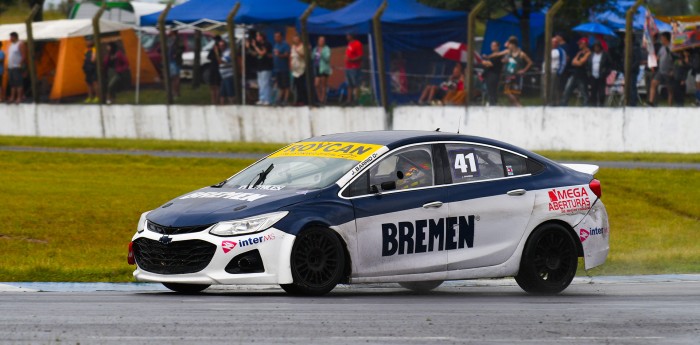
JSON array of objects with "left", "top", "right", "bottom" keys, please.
[
  {"left": 298, "top": 221, "right": 353, "bottom": 284},
  {"left": 532, "top": 219, "right": 584, "bottom": 257}
]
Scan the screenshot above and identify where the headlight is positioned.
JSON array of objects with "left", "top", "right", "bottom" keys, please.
[
  {"left": 136, "top": 211, "right": 150, "bottom": 233},
  {"left": 209, "top": 211, "right": 288, "bottom": 237}
]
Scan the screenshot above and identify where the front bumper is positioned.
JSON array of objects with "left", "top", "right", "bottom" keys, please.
[{"left": 131, "top": 227, "right": 295, "bottom": 285}]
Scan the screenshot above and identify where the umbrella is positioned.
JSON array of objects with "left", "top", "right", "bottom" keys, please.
[
  {"left": 573, "top": 22, "right": 617, "bottom": 36},
  {"left": 434, "top": 42, "right": 483, "bottom": 64}
]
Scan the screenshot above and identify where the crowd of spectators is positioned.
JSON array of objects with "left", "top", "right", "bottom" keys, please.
[{"left": 3, "top": 28, "right": 700, "bottom": 107}]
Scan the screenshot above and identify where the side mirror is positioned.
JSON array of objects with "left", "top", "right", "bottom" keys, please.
[
  {"left": 369, "top": 181, "right": 396, "bottom": 194},
  {"left": 380, "top": 181, "right": 396, "bottom": 191}
]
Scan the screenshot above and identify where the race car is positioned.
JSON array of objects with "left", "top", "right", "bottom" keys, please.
[{"left": 128, "top": 131, "right": 609, "bottom": 296}]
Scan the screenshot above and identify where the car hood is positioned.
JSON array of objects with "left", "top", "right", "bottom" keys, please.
[{"left": 146, "top": 186, "right": 320, "bottom": 227}]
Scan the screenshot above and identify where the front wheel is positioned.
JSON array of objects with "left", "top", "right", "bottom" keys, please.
[
  {"left": 515, "top": 224, "right": 578, "bottom": 295},
  {"left": 162, "top": 283, "right": 210, "bottom": 294},
  {"left": 399, "top": 280, "right": 443, "bottom": 292},
  {"left": 281, "top": 227, "right": 346, "bottom": 296}
]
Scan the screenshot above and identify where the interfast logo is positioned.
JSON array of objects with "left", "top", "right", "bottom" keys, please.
[
  {"left": 221, "top": 241, "right": 237, "bottom": 253},
  {"left": 579, "top": 229, "right": 589, "bottom": 242},
  {"left": 580, "top": 227, "right": 606, "bottom": 242}
]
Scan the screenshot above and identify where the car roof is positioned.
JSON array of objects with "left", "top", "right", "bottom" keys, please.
[{"left": 303, "top": 130, "right": 531, "bottom": 155}]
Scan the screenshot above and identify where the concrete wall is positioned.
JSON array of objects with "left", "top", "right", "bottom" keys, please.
[{"left": 0, "top": 104, "right": 697, "bottom": 152}]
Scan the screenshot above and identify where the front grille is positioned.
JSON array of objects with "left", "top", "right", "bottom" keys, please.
[
  {"left": 147, "top": 221, "right": 212, "bottom": 235},
  {"left": 133, "top": 238, "right": 216, "bottom": 274}
]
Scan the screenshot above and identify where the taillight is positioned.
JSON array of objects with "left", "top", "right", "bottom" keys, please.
[
  {"left": 589, "top": 179, "right": 602, "bottom": 198},
  {"left": 127, "top": 241, "right": 135, "bottom": 265}
]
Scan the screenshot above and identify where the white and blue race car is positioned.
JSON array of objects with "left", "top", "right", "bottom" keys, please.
[{"left": 128, "top": 131, "right": 609, "bottom": 295}]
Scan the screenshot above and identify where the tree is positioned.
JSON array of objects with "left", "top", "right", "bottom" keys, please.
[
  {"left": 27, "top": 0, "right": 44, "bottom": 22},
  {"left": 0, "top": 0, "right": 15, "bottom": 16}
]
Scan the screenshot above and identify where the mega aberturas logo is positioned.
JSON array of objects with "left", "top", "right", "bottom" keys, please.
[
  {"left": 548, "top": 187, "right": 591, "bottom": 214},
  {"left": 382, "top": 215, "right": 475, "bottom": 256},
  {"left": 221, "top": 233, "right": 275, "bottom": 253}
]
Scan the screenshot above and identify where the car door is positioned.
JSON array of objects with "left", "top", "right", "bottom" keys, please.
[
  {"left": 344, "top": 144, "right": 449, "bottom": 279},
  {"left": 442, "top": 143, "right": 536, "bottom": 271}
]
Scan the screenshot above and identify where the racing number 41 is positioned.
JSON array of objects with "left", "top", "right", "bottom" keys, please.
[{"left": 454, "top": 152, "right": 477, "bottom": 174}]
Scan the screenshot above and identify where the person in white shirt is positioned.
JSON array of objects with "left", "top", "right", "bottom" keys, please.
[
  {"left": 7, "top": 32, "right": 26, "bottom": 104},
  {"left": 548, "top": 38, "right": 567, "bottom": 105}
]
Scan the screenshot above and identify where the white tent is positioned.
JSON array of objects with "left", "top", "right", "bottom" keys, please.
[{"left": 0, "top": 19, "right": 132, "bottom": 41}]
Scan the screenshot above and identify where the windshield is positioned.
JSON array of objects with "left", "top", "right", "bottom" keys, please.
[{"left": 224, "top": 141, "right": 384, "bottom": 191}]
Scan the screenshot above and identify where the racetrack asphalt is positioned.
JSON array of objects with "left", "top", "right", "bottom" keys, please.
[
  {"left": 2, "top": 146, "right": 699, "bottom": 170},
  {"left": 1, "top": 276, "right": 699, "bottom": 345}
]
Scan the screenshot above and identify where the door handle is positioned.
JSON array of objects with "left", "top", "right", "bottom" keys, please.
[
  {"left": 422, "top": 201, "right": 443, "bottom": 209},
  {"left": 507, "top": 189, "right": 527, "bottom": 196}
]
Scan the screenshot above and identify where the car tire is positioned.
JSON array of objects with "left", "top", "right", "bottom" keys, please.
[
  {"left": 162, "top": 283, "right": 210, "bottom": 294},
  {"left": 399, "top": 280, "right": 443, "bottom": 292},
  {"left": 280, "top": 227, "right": 345, "bottom": 296},
  {"left": 515, "top": 223, "right": 578, "bottom": 295}
]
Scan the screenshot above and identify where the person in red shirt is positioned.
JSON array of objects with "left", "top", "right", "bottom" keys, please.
[{"left": 345, "top": 33, "right": 363, "bottom": 104}]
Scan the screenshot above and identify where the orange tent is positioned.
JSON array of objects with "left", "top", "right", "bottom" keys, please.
[{"left": 1, "top": 19, "right": 159, "bottom": 101}]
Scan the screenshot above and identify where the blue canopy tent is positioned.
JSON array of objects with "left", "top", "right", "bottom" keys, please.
[
  {"left": 140, "top": 0, "right": 328, "bottom": 26},
  {"left": 481, "top": 11, "right": 545, "bottom": 56},
  {"left": 591, "top": 1, "right": 672, "bottom": 32},
  {"left": 306, "top": 0, "right": 467, "bottom": 105}
]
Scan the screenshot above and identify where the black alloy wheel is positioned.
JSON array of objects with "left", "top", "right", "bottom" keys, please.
[
  {"left": 281, "top": 227, "right": 345, "bottom": 296},
  {"left": 515, "top": 223, "right": 578, "bottom": 295},
  {"left": 162, "top": 283, "right": 211, "bottom": 294}
]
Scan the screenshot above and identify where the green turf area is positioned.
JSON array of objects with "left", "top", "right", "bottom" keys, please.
[
  {"left": 0, "top": 136, "right": 284, "bottom": 154},
  {"left": 0, "top": 150, "right": 697, "bottom": 281},
  {"left": 2, "top": 136, "right": 699, "bottom": 164}
]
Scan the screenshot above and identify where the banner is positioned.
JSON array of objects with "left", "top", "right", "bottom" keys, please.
[
  {"left": 670, "top": 21, "right": 700, "bottom": 51},
  {"left": 643, "top": 11, "right": 659, "bottom": 69}
]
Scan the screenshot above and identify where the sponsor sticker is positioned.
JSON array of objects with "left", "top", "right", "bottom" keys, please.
[
  {"left": 270, "top": 142, "right": 384, "bottom": 161},
  {"left": 506, "top": 165, "right": 514, "bottom": 176},
  {"left": 221, "top": 240, "right": 237, "bottom": 253},
  {"left": 579, "top": 227, "right": 607, "bottom": 242},
  {"left": 179, "top": 191, "right": 268, "bottom": 202},
  {"left": 382, "top": 215, "right": 476, "bottom": 256},
  {"left": 547, "top": 187, "right": 591, "bottom": 214},
  {"left": 220, "top": 234, "right": 277, "bottom": 254}
]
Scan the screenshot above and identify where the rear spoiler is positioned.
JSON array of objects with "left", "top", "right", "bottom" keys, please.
[{"left": 561, "top": 163, "right": 599, "bottom": 175}]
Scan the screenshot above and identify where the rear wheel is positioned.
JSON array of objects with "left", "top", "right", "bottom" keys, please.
[
  {"left": 399, "top": 280, "right": 443, "bottom": 292},
  {"left": 281, "top": 227, "right": 345, "bottom": 296},
  {"left": 162, "top": 283, "right": 210, "bottom": 294},
  {"left": 515, "top": 224, "right": 578, "bottom": 295}
]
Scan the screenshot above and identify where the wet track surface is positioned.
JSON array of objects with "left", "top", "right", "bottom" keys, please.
[{"left": 1, "top": 278, "right": 699, "bottom": 344}]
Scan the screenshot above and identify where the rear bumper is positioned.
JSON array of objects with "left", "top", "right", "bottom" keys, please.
[{"left": 575, "top": 200, "right": 610, "bottom": 270}]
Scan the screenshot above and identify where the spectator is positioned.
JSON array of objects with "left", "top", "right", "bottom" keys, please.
[
  {"left": 290, "top": 34, "right": 307, "bottom": 106},
  {"left": 207, "top": 35, "right": 223, "bottom": 104},
  {"left": 218, "top": 40, "right": 235, "bottom": 105},
  {"left": 313, "top": 36, "right": 331, "bottom": 104},
  {"left": 692, "top": 48, "right": 700, "bottom": 106},
  {"left": 672, "top": 49, "right": 691, "bottom": 107},
  {"left": 502, "top": 37, "right": 532, "bottom": 107},
  {"left": 167, "top": 30, "right": 184, "bottom": 99},
  {"left": 103, "top": 42, "right": 130, "bottom": 105},
  {"left": 7, "top": 32, "right": 26, "bottom": 104},
  {"left": 587, "top": 42, "right": 611, "bottom": 107},
  {"left": 629, "top": 37, "right": 642, "bottom": 106},
  {"left": 345, "top": 33, "right": 363, "bottom": 104},
  {"left": 649, "top": 32, "right": 674, "bottom": 106},
  {"left": 418, "top": 63, "right": 463, "bottom": 105},
  {"left": 561, "top": 37, "right": 591, "bottom": 106},
  {"left": 251, "top": 31, "right": 273, "bottom": 105},
  {"left": 82, "top": 39, "right": 98, "bottom": 103},
  {"left": 273, "top": 32, "right": 291, "bottom": 105},
  {"left": 549, "top": 37, "right": 567, "bottom": 106},
  {"left": 0, "top": 41, "right": 4, "bottom": 103},
  {"left": 481, "top": 41, "right": 504, "bottom": 106},
  {"left": 244, "top": 31, "right": 259, "bottom": 103}
]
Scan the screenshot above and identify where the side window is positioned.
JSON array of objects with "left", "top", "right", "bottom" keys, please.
[
  {"left": 342, "top": 172, "right": 368, "bottom": 197},
  {"left": 502, "top": 151, "right": 529, "bottom": 176},
  {"left": 369, "top": 145, "right": 435, "bottom": 191},
  {"left": 445, "top": 144, "right": 504, "bottom": 183}
]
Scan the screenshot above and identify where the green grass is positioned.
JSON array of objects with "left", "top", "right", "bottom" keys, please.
[
  {"left": 115, "top": 85, "right": 212, "bottom": 105},
  {"left": 0, "top": 151, "right": 255, "bottom": 281},
  {"left": 0, "top": 5, "right": 66, "bottom": 25},
  {"left": 0, "top": 150, "right": 697, "bottom": 281},
  {"left": 0, "top": 135, "right": 285, "bottom": 154},
  {"left": 2, "top": 135, "right": 699, "bottom": 163}
]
